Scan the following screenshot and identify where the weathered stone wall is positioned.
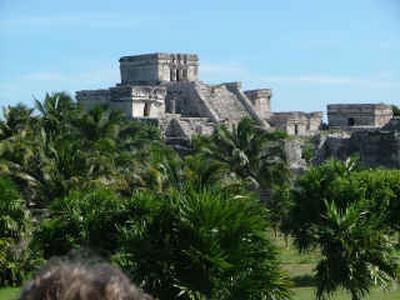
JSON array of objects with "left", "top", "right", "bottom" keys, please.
[
  {"left": 307, "top": 112, "right": 323, "bottom": 133},
  {"left": 165, "top": 81, "right": 270, "bottom": 128},
  {"left": 327, "top": 104, "right": 393, "bottom": 129},
  {"left": 76, "top": 89, "right": 110, "bottom": 111},
  {"left": 244, "top": 89, "right": 271, "bottom": 118},
  {"left": 109, "top": 101, "right": 133, "bottom": 118},
  {"left": 223, "top": 82, "right": 270, "bottom": 128},
  {"left": 351, "top": 130, "right": 400, "bottom": 168},
  {"left": 374, "top": 105, "right": 394, "bottom": 126},
  {"left": 119, "top": 53, "right": 198, "bottom": 85},
  {"left": 285, "top": 139, "right": 307, "bottom": 174},
  {"left": 165, "top": 82, "right": 220, "bottom": 122},
  {"left": 162, "top": 115, "right": 215, "bottom": 154},
  {"left": 269, "top": 112, "right": 322, "bottom": 136},
  {"left": 382, "top": 117, "right": 400, "bottom": 131},
  {"left": 198, "top": 82, "right": 249, "bottom": 126},
  {"left": 78, "top": 85, "right": 166, "bottom": 118},
  {"left": 314, "top": 133, "right": 353, "bottom": 163},
  {"left": 174, "top": 117, "right": 215, "bottom": 138},
  {"left": 316, "top": 128, "right": 400, "bottom": 169},
  {"left": 269, "top": 113, "right": 308, "bottom": 135},
  {"left": 109, "top": 85, "right": 166, "bottom": 118}
]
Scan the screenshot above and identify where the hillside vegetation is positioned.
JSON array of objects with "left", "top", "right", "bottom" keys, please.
[{"left": 0, "top": 93, "right": 399, "bottom": 299}]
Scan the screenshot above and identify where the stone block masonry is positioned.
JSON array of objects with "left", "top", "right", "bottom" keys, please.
[
  {"left": 119, "top": 53, "right": 198, "bottom": 85},
  {"left": 327, "top": 103, "right": 393, "bottom": 129}
]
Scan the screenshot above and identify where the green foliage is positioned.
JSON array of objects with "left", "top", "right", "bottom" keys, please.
[
  {"left": 391, "top": 105, "right": 400, "bottom": 117},
  {"left": 268, "top": 184, "right": 293, "bottom": 235},
  {"left": 302, "top": 137, "right": 317, "bottom": 163},
  {"left": 0, "top": 104, "right": 35, "bottom": 140},
  {"left": 287, "top": 159, "right": 399, "bottom": 299},
  {"left": 0, "top": 177, "right": 35, "bottom": 286},
  {"left": 351, "top": 169, "right": 400, "bottom": 232},
  {"left": 287, "top": 158, "right": 361, "bottom": 251},
  {"left": 316, "top": 201, "right": 397, "bottom": 300},
  {"left": 37, "top": 187, "right": 125, "bottom": 258},
  {"left": 194, "top": 117, "right": 289, "bottom": 190},
  {"left": 0, "top": 94, "right": 162, "bottom": 206},
  {"left": 117, "top": 187, "right": 291, "bottom": 300},
  {"left": 35, "top": 185, "right": 291, "bottom": 299},
  {"left": 0, "top": 95, "right": 310, "bottom": 298},
  {"left": 34, "top": 92, "right": 79, "bottom": 139}
]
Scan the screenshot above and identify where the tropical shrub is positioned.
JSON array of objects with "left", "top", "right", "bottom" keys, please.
[
  {"left": 287, "top": 158, "right": 361, "bottom": 250},
  {"left": 315, "top": 201, "right": 397, "bottom": 300},
  {"left": 351, "top": 169, "right": 400, "bottom": 232},
  {"left": 38, "top": 186, "right": 126, "bottom": 258},
  {"left": 287, "top": 159, "right": 399, "bottom": 299},
  {"left": 391, "top": 104, "right": 400, "bottom": 117},
  {"left": 117, "top": 187, "right": 291, "bottom": 300},
  {"left": 193, "top": 117, "right": 289, "bottom": 190},
  {"left": 0, "top": 177, "right": 36, "bottom": 286}
]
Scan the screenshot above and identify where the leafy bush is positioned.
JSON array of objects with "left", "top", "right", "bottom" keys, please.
[
  {"left": 117, "top": 187, "right": 291, "bottom": 300},
  {"left": 351, "top": 169, "right": 400, "bottom": 232},
  {"left": 37, "top": 186, "right": 126, "bottom": 258},
  {"left": 391, "top": 104, "right": 400, "bottom": 117},
  {"left": 301, "top": 137, "right": 317, "bottom": 163},
  {"left": 286, "top": 160, "right": 399, "bottom": 299},
  {"left": 287, "top": 159, "right": 362, "bottom": 250},
  {"left": 315, "top": 201, "right": 397, "bottom": 300},
  {"left": 0, "top": 177, "right": 36, "bottom": 286},
  {"left": 36, "top": 184, "right": 291, "bottom": 299}
]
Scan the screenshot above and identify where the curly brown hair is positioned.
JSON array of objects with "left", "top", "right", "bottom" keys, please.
[{"left": 19, "top": 261, "right": 152, "bottom": 300}]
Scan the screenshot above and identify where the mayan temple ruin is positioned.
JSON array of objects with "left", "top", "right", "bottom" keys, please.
[
  {"left": 76, "top": 53, "right": 323, "bottom": 144},
  {"left": 76, "top": 52, "right": 400, "bottom": 168}
]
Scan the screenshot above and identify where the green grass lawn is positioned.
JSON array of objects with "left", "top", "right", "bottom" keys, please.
[
  {"left": 0, "top": 287, "right": 19, "bottom": 300},
  {"left": 294, "top": 286, "right": 400, "bottom": 300},
  {"left": 2, "top": 286, "right": 399, "bottom": 300},
  {"left": 1, "top": 235, "right": 399, "bottom": 300},
  {"left": 273, "top": 234, "right": 400, "bottom": 300}
]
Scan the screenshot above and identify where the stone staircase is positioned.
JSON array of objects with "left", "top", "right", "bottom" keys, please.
[
  {"left": 162, "top": 116, "right": 215, "bottom": 154},
  {"left": 178, "top": 117, "right": 214, "bottom": 138},
  {"left": 194, "top": 82, "right": 249, "bottom": 126}
]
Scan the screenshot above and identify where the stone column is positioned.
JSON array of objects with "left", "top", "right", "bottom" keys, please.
[{"left": 171, "top": 97, "right": 176, "bottom": 114}]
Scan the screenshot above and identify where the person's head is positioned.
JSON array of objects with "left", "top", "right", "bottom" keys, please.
[{"left": 19, "top": 260, "right": 152, "bottom": 300}]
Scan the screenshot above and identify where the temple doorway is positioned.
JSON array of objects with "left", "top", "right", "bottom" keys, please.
[{"left": 144, "top": 102, "right": 151, "bottom": 117}]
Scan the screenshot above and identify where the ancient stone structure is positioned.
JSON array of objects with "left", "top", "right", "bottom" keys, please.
[
  {"left": 77, "top": 86, "right": 166, "bottom": 118},
  {"left": 327, "top": 103, "right": 393, "bottom": 130},
  {"left": 76, "top": 53, "right": 323, "bottom": 144},
  {"left": 316, "top": 118, "right": 400, "bottom": 169},
  {"left": 269, "top": 112, "right": 323, "bottom": 136},
  {"left": 119, "top": 53, "right": 199, "bottom": 85}
]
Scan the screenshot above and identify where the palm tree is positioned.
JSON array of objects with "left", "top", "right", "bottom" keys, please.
[
  {"left": 0, "top": 104, "right": 35, "bottom": 140},
  {"left": 195, "top": 117, "right": 289, "bottom": 190},
  {"left": 287, "top": 159, "right": 398, "bottom": 299},
  {"left": 76, "top": 105, "right": 123, "bottom": 142},
  {"left": 316, "top": 201, "right": 397, "bottom": 300},
  {"left": 34, "top": 92, "right": 79, "bottom": 139}
]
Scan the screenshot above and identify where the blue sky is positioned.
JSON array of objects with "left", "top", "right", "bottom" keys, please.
[{"left": 0, "top": 0, "right": 399, "bottom": 113}]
